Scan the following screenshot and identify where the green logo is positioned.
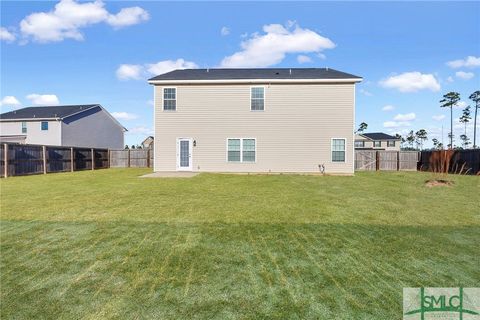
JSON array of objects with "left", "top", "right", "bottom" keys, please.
[{"left": 403, "top": 288, "right": 480, "bottom": 319}]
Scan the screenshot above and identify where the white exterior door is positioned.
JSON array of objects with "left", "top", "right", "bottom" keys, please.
[{"left": 176, "top": 138, "right": 192, "bottom": 171}]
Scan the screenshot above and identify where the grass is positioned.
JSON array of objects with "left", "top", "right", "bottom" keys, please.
[{"left": 1, "top": 169, "right": 478, "bottom": 319}]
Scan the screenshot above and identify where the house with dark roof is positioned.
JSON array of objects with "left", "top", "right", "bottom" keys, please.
[
  {"left": 355, "top": 132, "right": 401, "bottom": 151},
  {"left": 148, "top": 68, "right": 362, "bottom": 174},
  {"left": 0, "top": 104, "right": 126, "bottom": 149}
]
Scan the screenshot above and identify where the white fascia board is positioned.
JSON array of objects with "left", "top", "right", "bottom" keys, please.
[
  {"left": 148, "top": 78, "right": 363, "bottom": 85},
  {"left": 0, "top": 118, "right": 60, "bottom": 122}
]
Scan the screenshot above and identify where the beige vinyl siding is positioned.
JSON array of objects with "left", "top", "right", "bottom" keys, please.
[
  {"left": 154, "top": 83, "right": 355, "bottom": 174},
  {"left": 0, "top": 120, "right": 62, "bottom": 145},
  {"left": 356, "top": 139, "right": 401, "bottom": 151}
]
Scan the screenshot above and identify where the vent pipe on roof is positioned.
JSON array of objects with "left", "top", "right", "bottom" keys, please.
[
  {"left": 326, "top": 67, "right": 329, "bottom": 71},
  {"left": 207, "top": 68, "right": 209, "bottom": 73},
  {"left": 289, "top": 69, "right": 291, "bottom": 75}
]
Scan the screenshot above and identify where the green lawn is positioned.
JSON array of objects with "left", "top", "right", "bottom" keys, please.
[{"left": 1, "top": 169, "right": 478, "bottom": 319}]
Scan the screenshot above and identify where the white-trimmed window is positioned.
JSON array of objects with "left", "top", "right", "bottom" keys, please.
[
  {"left": 227, "top": 138, "right": 256, "bottom": 162},
  {"left": 163, "top": 87, "right": 176, "bottom": 111},
  {"left": 373, "top": 141, "right": 381, "bottom": 148},
  {"left": 355, "top": 141, "right": 364, "bottom": 148},
  {"left": 387, "top": 140, "right": 396, "bottom": 147},
  {"left": 21, "top": 121, "right": 27, "bottom": 133},
  {"left": 332, "top": 139, "right": 346, "bottom": 162},
  {"left": 250, "top": 87, "right": 264, "bottom": 111}
]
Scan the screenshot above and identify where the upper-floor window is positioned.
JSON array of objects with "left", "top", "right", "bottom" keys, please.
[
  {"left": 355, "top": 141, "right": 364, "bottom": 148},
  {"left": 387, "top": 141, "right": 396, "bottom": 147},
  {"left": 163, "top": 87, "right": 176, "bottom": 111},
  {"left": 227, "top": 138, "right": 256, "bottom": 162},
  {"left": 373, "top": 141, "right": 381, "bottom": 148},
  {"left": 41, "top": 122, "right": 48, "bottom": 131},
  {"left": 251, "top": 87, "right": 264, "bottom": 111},
  {"left": 21, "top": 122, "right": 27, "bottom": 133},
  {"left": 332, "top": 139, "right": 346, "bottom": 162}
]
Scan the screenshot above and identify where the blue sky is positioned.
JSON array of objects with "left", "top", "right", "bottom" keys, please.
[{"left": 1, "top": 1, "right": 479, "bottom": 147}]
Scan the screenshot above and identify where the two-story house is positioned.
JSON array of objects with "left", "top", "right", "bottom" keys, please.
[
  {"left": 0, "top": 104, "right": 126, "bottom": 149},
  {"left": 354, "top": 132, "right": 401, "bottom": 151},
  {"left": 148, "top": 68, "right": 362, "bottom": 174}
]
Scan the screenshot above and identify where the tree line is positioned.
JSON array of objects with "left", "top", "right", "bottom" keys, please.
[{"left": 357, "top": 90, "right": 479, "bottom": 151}]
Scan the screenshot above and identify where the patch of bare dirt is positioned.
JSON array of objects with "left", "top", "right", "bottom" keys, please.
[{"left": 425, "top": 179, "right": 454, "bottom": 187}]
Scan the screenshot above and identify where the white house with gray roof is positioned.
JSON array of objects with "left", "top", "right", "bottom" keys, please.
[
  {"left": 148, "top": 68, "right": 362, "bottom": 174},
  {"left": 355, "top": 132, "right": 401, "bottom": 151},
  {"left": 0, "top": 104, "right": 126, "bottom": 149}
]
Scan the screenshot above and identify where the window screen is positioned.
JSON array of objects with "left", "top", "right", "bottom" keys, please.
[
  {"left": 332, "top": 139, "right": 345, "bottom": 162},
  {"left": 251, "top": 87, "right": 264, "bottom": 111},
  {"left": 163, "top": 88, "right": 176, "bottom": 111}
]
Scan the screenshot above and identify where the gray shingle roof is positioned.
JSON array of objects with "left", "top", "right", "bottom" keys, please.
[
  {"left": 361, "top": 132, "right": 399, "bottom": 140},
  {"left": 0, "top": 104, "right": 99, "bottom": 120},
  {"left": 149, "top": 68, "right": 361, "bottom": 81}
]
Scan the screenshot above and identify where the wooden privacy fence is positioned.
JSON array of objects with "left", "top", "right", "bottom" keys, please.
[
  {"left": 418, "top": 149, "right": 480, "bottom": 175},
  {"left": 355, "top": 150, "right": 419, "bottom": 171},
  {"left": 109, "top": 149, "right": 153, "bottom": 168},
  {"left": 1, "top": 143, "right": 108, "bottom": 177}
]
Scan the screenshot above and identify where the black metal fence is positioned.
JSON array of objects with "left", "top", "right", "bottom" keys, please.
[{"left": 0, "top": 143, "right": 109, "bottom": 177}]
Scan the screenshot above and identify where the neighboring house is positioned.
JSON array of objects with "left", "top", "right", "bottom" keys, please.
[
  {"left": 355, "top": 132, "right": 401, "bottom": 151},
  {"left": 141, "top": 136, "right": 154, "bottom": 149},
  {"left": 148, "top": 68, "right": 362, "bottom": 174},
  {"left": 0, "top": 104, "right": 126, "bottom": 149}
]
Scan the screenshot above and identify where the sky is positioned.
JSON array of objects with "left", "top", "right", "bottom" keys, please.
[{"left": 1, "top": 1, "right": 479, "bottom": 147}]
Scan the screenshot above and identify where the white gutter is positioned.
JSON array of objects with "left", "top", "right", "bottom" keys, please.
[
  {"left": 148, "top": 78, "right": 363, "bottom": 85},
  {"left": 0, "top": 117, "right": 61, "bottom": 122}
]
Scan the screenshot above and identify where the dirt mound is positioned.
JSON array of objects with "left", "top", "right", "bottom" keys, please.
[{"left": 425, "top": 179, "right": 454, "bottom": 187}]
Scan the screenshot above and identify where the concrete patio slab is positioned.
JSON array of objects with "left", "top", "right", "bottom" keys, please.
[{"left": 140, "top": 171, "right": 199, "bottom": 178}]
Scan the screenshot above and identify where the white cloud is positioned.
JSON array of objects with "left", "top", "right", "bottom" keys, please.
[
  {"left": 221, "top": 26, "right": 230, "bottom": 36},
  {"left": 0, "top": 27, "right": 15, "bottom": 42},
  {"left": 379, "top": 72, "right": 440, "bottom": 92},
  {"left": 432, "top": 114, "right": 445, "bottom": 121},
  {"left": 0, "top": 96, "right": 21, "bottom": 106},
  {"left": 117, "top": 58, "right": 198, "bottom": 80},
  {"left": 359, "top": 89, "right": 373, "bottom": 96},
  {"left": 446, "top": 56, "right": 480, "bottom": 69},
  {"left": 383, "top": 121, "right": 411, "bottom": 128},
  {"left": 220, "top": 22, "right": 335, "bottom": 67},
  {"left": 454, "top": 101, "right": 468, "bottom": 109},
  {"left": 317, "top": 53, "right": 326, "bottom": 60},
  {"left": 455, "top": 71, "right": 474, "bottom": 80},
  {"left": 146, "top": 59, "right": 198, "bottom": 76},
  {"left": 111, "top": 112, "right": 138, "bottom": 121},
  {"left": 26, "top": 94, "right": 59, "bottom": 105},
  {"left": 127, "top": 126, "right": 153, "bottom": 135},
  {"left": 446, "top": 76, "right": 454, "bottom": 83},
  {"left": 393, "top": 112, "right": 416, "bottom": 121},
  {"left": 116, "top": 64, "right": 143, "bottom": 80},
  {"left": 297, "top": 55, "right": 312, "bottom": 64},
  {"left": 19, "top": 0, "right": 149, "bottom": 43},
  {"left": 106, "top": 7, "right": 149, "bottom": 28},
  {"left": 382, "top": 105, "right": 394, "bottom": 111}
]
